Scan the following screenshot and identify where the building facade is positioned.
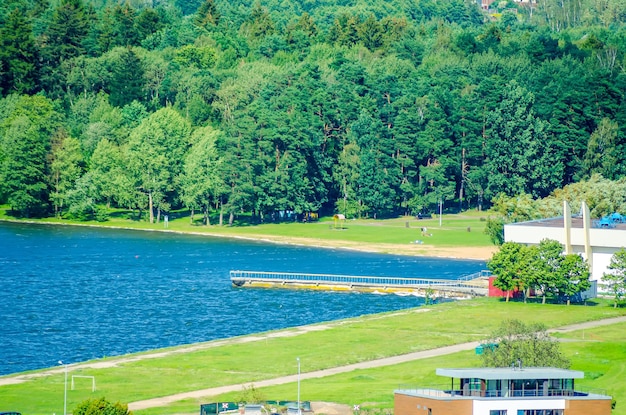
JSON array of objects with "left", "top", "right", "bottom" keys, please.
[
  {"left": 503, "top": 201, "right": 626, "bottom": 282},
  {"left": 394, "top": 367, "right": 612, "bottom": 415}
]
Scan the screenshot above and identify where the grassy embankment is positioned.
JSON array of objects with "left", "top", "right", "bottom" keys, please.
[
  {"left": 0, "top": 206, "right": 495, "bottom": 258},
  {"left": 2, "top": 298, "right": 625, "bottom": 415}
]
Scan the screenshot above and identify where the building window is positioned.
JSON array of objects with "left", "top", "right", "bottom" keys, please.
[
  {"left": 490, "top": 411, "right": 507, "bottom": 415},
  {"left": 517, "top": 410, "right": 563, "bottom": 415}
]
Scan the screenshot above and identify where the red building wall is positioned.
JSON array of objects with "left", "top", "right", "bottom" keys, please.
[{"left": 488, "top": 276, "right": 524, "bottom": 299}]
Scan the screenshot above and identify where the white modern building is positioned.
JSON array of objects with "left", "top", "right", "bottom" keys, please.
[
  {"left": 394, "top": 367, "right": 612, "bottom": 415},
  {"left": 503, "top": 201, "right": 626, "bottom": 282}
]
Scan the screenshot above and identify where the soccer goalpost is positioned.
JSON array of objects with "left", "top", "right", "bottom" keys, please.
[{"left": 71, "top": 375, "right": 96, "bottom": 392}]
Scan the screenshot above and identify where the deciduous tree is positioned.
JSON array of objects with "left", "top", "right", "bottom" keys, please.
[
  {"left": 481, "top": 319, "right": 570, "bottom": 368},
  {"left": 602, "top": 249, "right": 626, "bottom": 308},
  {"left": 127, "top": 107, "right": 191, "bottom": 223},
  {"left": 558, "top": 253, "right": 591, "bottom": 305},
  {"left": 487, "top": 242, "right": 528, "bottom": 302},
  {"left": 74, "top": 397, "right": 132, "bottom": 415}
]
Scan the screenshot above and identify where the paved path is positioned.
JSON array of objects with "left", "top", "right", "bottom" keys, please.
[{"left": 127, "top": 315, "right": 626, "bottom": 410}]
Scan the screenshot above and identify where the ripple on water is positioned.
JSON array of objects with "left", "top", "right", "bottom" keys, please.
[{"left": 0, "top": 221, "right": 485, "bottom": 375}]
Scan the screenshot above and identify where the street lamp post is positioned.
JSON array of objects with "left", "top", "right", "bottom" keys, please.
[
  {"left": 296, "top": 357, "right": 301, "bottom": 415},
  {"left": 59, "top": 361, "right": 67, "bottom": 415}
]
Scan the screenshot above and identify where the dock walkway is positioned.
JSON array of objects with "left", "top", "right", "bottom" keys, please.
[{"left": 230, "top": 270, "right": 491, "bottom": 298}]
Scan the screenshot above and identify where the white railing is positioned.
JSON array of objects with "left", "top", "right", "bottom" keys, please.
[{"left": 230, "top": 270, "right": 490, "bottom": 290}]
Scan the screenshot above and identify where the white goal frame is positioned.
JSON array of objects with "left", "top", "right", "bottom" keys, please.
[{"left": 71, "top": 375, "right": 96, "bottom": 392}]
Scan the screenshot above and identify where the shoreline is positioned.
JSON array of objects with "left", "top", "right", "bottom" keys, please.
[{"left": 0, "top": 218, "right": 496, "bottom": 260}]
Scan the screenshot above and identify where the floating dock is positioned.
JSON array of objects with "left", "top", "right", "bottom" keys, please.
[{"left": 230, "top": 270, "right": 491, "bottom": 298}]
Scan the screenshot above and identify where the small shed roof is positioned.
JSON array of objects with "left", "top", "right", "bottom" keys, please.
[{"left": 436, "top": 367, "right": 584, "bottom": 380}]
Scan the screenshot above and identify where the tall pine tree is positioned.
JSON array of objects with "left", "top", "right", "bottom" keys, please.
[{"left": 0, "top": 9, "right": 39, "bottom": 95}]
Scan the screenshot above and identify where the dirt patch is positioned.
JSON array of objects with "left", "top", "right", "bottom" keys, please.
[{"left": 310, "top": 402, "right": 353, "bottom": 415}]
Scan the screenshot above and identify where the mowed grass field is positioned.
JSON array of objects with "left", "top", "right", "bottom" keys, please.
[
  {"left": 2, "top": 298, "right": 625, "bottom": 415},
  {"left": 0, "top": 206, "right": 494, "bottom": 248}
]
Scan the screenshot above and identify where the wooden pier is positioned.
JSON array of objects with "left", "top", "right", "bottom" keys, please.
[{"left": 230, "top": 270, "right": 491, "bottom": 298}]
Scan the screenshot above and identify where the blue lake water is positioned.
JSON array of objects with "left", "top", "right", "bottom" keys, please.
[{"left": 0, "top": 222, "right": 485, "bottom": 376}]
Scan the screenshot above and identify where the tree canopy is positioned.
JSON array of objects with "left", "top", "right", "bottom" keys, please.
[
  {"left": 480, "top": 319, "right": 570, "bottom": 368},
  {"left": 487, "top": 240, "right": 591, "bottom": 304},
  {"left": 2, "top": 0, "right": 626, "bottom": 223}
]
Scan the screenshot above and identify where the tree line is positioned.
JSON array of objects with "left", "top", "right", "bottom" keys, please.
[
  {"left": 489, "top": 238, "right": 626, "bottom": 308},
  {"left": 2, "top": 0, "right": 626, "bottom": 223},
  {"left": 488, "top": 239, "right": 591, "bottom": 304}
]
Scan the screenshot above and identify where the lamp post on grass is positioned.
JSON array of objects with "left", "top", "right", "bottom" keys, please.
[
  {"left": 58, "top": 361, "right": 68, "bottom": 415},
  {"left": 297, "top": 357, "right": 301, "bottom": 415}
]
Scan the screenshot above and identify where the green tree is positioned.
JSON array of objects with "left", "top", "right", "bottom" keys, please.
[
  {"left": 49, "top": 132, "right": 84, "bottom": 217},
  {"left": 481, "top": 319, "right": 570, "bottom": 368},
  {"left": 112, "top": 4, "right": 139, "bottom": 47},
  {"left": 602, "top": 249, "right": 626, "bottom": 308},
  {"left": 352, "top": 110, "right": 399, "bottom": 218},
  {"left": 74, "top": 397, "right": 132, "bottom": 415},
  {"left": 83, "top": 138, "right": 128, "bottom": 209},
  {"left": 135, "top": 8, "right": 164, "bottom": 43},
  {"left": 244, "top": 2, "right": 274, "bottom": 40},
  {"left": 581, "top": 117, "right": 621, "bottom": 180},
  {"left": 484, "top": 81, "right": 563, "bottom": 199},
  {"left": 534, "top": 239, "right": 565, "bottom": 304},
  {"left": 126, "top": 107, "right": 191, "bottom": 223},
  {"left": 0, "top": 95, "right": 60, "bottom": 217},
  {"left": 0, "top": 8, "right": 39, "bottom": 95},
  {"left": 194, "top": 0, "right": 220, "bottom": 29},
  {"left": 178, "top": 126, "right": 223, "bottom": 224},
  {"left": 108, "top": 48, "right": 145, "bottom": 108},
  {"left": 358, "top": 15, "right": 383, "bottom": 51},
  {"left": 558, "top": 254, "right": 590, "bottom": 305},
  {"left": 0, "top": 116, "right": 50, "bottom": 217},
  {"left": 487, "top": 242, "right": 528, "bottom": 302},
  {"left": 40, "top": 0, "right": 88, "bottom": 93},
  {"left": 484, "top": 216, "right": 505, "bottom": 245},
  {"left": 334, "top": 140, "right": 361, "bottom": 218}
]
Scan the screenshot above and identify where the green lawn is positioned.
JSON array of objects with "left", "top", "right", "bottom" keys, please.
[
  {"left": 1, "top": 298, "right": 624, "bottom": 415},
  {"left": 0, "top": 206, "right": 494, "bottom": 248}
]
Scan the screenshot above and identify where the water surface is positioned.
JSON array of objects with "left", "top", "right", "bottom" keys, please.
[{"left": 0, "top": 222, "right": 485, "bottom": 376}]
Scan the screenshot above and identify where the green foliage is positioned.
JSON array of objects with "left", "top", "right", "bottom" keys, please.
[
  {"left": 481, "top": 319, "right": 570, "bottom": 368},
  {"left": 4, "top": 0, "right": 626, "bottom": 223},
  {"left": 74, "top": 397, "right": 132, "bottom": 415},
  {"left": 178, "top": 125, "right": 223, "bottom": 224},
  {"left": 488, "top": 242, "right": 526, "bottom": 301},
  {"left": 0, "top": 95, "right": 61, "bottom": 217},
  {"left": 49, "top": 132, "right": 84, "bottom": 217},
  {"left": 484, "top": 216, "right": 504, "bottom": 245},
  {"left": 127, "top": 107, "right": 191, "bottom": 223},
  {"left": 236, "top": 384, "right": 266, "bottom": 405},
  {"left": 0, "top": 8, "right": 39, "bottom": 95},
  {"left": 488, "top": 239, "right": 591, "bottom": 304},
  {"left": 602, "top": 249, "right": 626, "bottom": 308}
]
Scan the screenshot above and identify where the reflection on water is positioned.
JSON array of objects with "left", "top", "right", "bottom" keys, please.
[{"left": 0, "top": 222, "right": 485, "bottom": 375}]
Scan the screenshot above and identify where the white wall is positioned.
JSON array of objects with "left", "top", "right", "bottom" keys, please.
[
  {"left": 504, "top": 223, "right": 626, "bottom": 281},
  {"left": 473, "top": 398, "right": 565, "bottom": 415}
]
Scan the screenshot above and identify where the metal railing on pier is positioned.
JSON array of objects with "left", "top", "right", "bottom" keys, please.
[{"left": 229, "top": 270, "right": 490, "bottom": 295}]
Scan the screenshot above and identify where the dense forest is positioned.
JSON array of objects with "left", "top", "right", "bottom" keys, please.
[{"left": 1, "top": 0, "right": 626, "bottom": 224}]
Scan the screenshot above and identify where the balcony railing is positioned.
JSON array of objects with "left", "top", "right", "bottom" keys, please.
[{"left": 396, "top": 384, "right": 608, "bottom": 399}]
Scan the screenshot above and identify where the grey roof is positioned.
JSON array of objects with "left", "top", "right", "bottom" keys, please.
[{"left": 436, "top": 367, "right": 584, "bottom": 380}]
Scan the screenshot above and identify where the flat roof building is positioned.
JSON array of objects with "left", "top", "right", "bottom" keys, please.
[
  {"left": 503, "top": 201, "right": 626, "bottom": 282},
  {"left": 394, "top": 366, "right": 612, "bottom": 415}
]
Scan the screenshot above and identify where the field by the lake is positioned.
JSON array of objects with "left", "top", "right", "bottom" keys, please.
[
  {"left": 2, "top": 298, "right": 625, "bottom": 415},
  {"left": 0, "top": 207, "right": 497, "bottom": 259}
]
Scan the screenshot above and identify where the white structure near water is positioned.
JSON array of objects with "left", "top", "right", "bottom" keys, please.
[{"left": 504, "top": 201, "right": 626, "bottom": 282}]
